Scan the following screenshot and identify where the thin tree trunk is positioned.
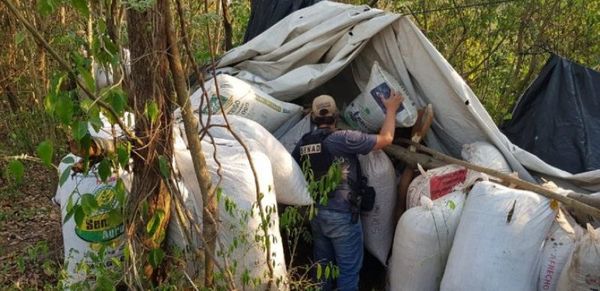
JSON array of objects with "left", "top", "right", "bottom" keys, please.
[
  {"left": 163, "top": 1, "right": 219, "bottom": 287},
  {"left": 221, "top": 0, "right": 232, "bottom": 51},
  {"left": 125, "top": 0, "right": 172, "bottom": 284}
]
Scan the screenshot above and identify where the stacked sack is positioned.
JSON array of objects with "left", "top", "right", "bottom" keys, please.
[
  {"left": 175, "top": 74, "right": 303, "bottom": 136},
  {"left": 54, "top": 113, "right": 134, "bottom": 288},
  {"left": 461, "top": 141, "right": 512, "bottom": 174},
  {"left": 441, "top": 181, "right": 556, "bottom": 291},
  {"left": 176, "top": 114, "right": 312, "bottom": 206},
  {"left": 54, "top": 154, "right": 131, "bottom": 287},
  {"left": 389, "top": 191, "right": 466, "bottom": 291},
  {"left": 358, "top": 150, "right": 397, "bottom": 265},
  {"left": 406, "top": 165, "right": 474, "bottom": 209},
  {"left": 539, "top": 210, "right": 583, "bottom": 291},
  {"left": 170, "top": 132, "right": 289, "bottom": 289},
  {"left": 343, "top": 61, "right": 417, "bottom": 132},
  {"left": 556, "top": 224, "right": 600, "bottom": 291}
]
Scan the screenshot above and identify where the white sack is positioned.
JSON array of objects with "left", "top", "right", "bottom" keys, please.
[
  {"left": 539, "top": 210, "right": 583, "bottom": 291},
  {"left": 54, "top": 154, "right": 130, "bottom": 287},
  {"left": 177, "top": 115, "right": 312, "bottom": 206},
  {"left": 278, "top": 115, "right": 315, "bottom": 153},
  {"left": 358, "top": 150, "right": 397, "bottom": 265},
  {"left": 461, "top": 141, "right": 512, "bottom": 173},
  {"left": 171, "top": 136, "right": 288, "bottom": 289},
  {"left": 178, "top": 74, "right": 303, "bottom": 133},
  {"left": 389, "top": 192, "right": 466, "bottom": 291},
  {"left": 406, "top": 165, "right": 480, "bottom": 209},
  {"left": 441, "top": 181, "right": 556, "bottom": 291},
  {"left": 343, "top": 61, "right": 417, "bottom": 132},
  {"left": 556, "top": 224, "right": 600, "bottom": 291}
]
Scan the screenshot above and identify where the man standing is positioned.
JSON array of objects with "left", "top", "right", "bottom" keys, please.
[{"left": 293, "top": 92, "right": 404, "bottom": 291}]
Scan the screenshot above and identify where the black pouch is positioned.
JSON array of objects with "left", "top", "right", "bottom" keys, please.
[{"left": 360, "top": 186, "right": 376, "bottom": 212}]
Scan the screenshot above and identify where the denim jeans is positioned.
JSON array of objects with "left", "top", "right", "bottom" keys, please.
[{"left": 311, "top": 208, "right": 363, "bottom": 291}]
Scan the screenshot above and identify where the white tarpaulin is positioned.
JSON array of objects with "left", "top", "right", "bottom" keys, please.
[{"left": 216, "top": 1, "right": 600, "bottom": 191}]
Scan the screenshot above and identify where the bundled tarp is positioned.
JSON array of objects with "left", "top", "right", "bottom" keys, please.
[
  {"left": 502, "top": 55, "right": 600, "bottom": 175},
  {"left": 216, "top": 1, "right": 600, "bottom": 192}
]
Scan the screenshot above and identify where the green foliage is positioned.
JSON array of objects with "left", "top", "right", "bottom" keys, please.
[
  {"left": 36, "top": 140, "right": 54, "bottom": 166},
  {"left": 6, "top": 160, "right": 25, "bottom": 184}
]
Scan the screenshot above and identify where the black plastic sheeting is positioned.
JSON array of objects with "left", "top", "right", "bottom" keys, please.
[
  {"left": 243, "top": 0, "right": 322, "bottom": 43},
  {"left": 501, "top": 54, "right": 600, "bottom": 174}
]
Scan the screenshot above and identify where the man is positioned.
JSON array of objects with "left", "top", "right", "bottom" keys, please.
[{"left": 293, "top": 92, "right": 404, "bottom": 291}]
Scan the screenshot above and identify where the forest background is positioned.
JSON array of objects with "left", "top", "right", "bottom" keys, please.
[{"left": 0, "top": 0, "right": 599, "bottom": 289}]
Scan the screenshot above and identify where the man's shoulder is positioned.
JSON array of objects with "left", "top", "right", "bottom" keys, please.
[{"left": 325, "top": 129, "right": 376, "bottom": 153}]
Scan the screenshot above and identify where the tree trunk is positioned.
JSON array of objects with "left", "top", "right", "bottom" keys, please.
[{"left": 125, "top": 0, "right": 173, "bottom": 284}]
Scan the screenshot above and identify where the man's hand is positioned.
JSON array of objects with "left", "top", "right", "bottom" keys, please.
[
  {"left": 373, "top": 90, "right": 405, "bottom": 150},
  {"left": 382, "top": 91, "right": 404, "bottom": 112}
]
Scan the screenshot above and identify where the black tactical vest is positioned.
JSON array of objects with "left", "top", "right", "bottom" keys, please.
[{"left": 297, "top": 128, "right": 335, "bottom": 181}]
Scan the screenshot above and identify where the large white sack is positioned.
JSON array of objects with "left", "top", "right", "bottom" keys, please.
[
  {"left": 177, "top": 115, "right": 312, "bottom": 206},
  {"left": 389, "top": 192, "right": 466, "bottom": 291},
  {"left": 343, "top": 61, "right": 417, "bottom": 132},
  {"left": 406, "top": 164, "right": 481, "bottom": 209},
  {"left": 461, "top": 141, "right": 512, "bottom": 173},
  {"left": 556, "top": 224, "right": 600, "bottom": 291},
  {"left": 170, "top": 136, "right": 288, "bottom": 289},
  {"left": 539, "top": 210, "right": 583, "bottom": 291},
  {"left": 177, "top": 74, "right": 303, "bottom": 133},
  {"left": 358, "top": 150, "right": 397, "bottom": 265},
  {"left": 441, "top": 181, "right": 556, "bottom": 291},
  {"left": 278, "top": 114, "right": 315, "bottom": 153},
  {"left": 54, "top": 154, "right": 131, "bottom": 287}
]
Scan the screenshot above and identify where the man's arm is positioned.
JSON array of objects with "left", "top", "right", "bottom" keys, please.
[{"left": 373, "top": 91, "right": 404, "bottom": 150}]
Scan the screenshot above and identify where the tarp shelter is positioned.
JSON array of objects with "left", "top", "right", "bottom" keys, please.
[
  {"left": 502, "top": 55, "right": 600, "bottom": 175},
  {"left": 215, "top": 1, "right": 600, "bottom": 192}
]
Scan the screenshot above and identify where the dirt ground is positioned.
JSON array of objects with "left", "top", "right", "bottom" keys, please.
[{"left": 0, "top": 162, "right": 63, "bottom": 289}]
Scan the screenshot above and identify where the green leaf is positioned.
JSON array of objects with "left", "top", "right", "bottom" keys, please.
[
  {"left": 64, "top": 195, "right": 76, "bottom": 223},
  {"left": 146, "top": 210, "right": 165, "bottom": 236},
  {"left": 316, "top": 263, "right": 322, "bottom": 280},
  {"left": 61, "top": 156, "right": 75, "bottom": 164},
  {"left": 74, "top": 206, "right": 85, "bottom": 226},
  {"left": 70, "top": 0, "right": 89, "bottom": 17},
  {"left": 71, "top": 121, "right": 88, "bottom": 141},
  {"left": 15, "top": 31, "right": 25, "bottom": 45},
  {"left": 37, "top": 0, "right": 57, "bottom": 16},
  {"left": 36, "top": 141, "right": 53, "bottom": 167},
  {"left": 7, "top": 160, "right": 25, "bottom": 184},
  {"left": 116, "top": 144, "right": 129, "bottom": 169},
  {"left": 80, "top": 193, "right": 98, "bottom": 214},
  {"left": 115, "top": 179, "right": 127, "bottom": 206},
  {"left": 145, "top": 100, "right": 159, "bottom": 124},
  {"left": 447, "top": 200, "right": 456, "bottom": 210},
  {"left": 158, "top": 155, "right": 169, "bottom": 178},
  {"left": 148, "top": 248, "right": 165, "bottom": 269},
  {"left": 108, "top": 90, "right": 127, "bottom": 115},
  {"left": 98, "top": 159, "right": 111, "bottom": 182},
  {"left": 79, "top": 68, "right": 95, "bottom": 92},
  {"left": 55, "top": 94, "right": 74, "bottom": 125},
  {"left": 59, "top": 166, "right": 72, "bottom": 186},
  {"left": 106, "top": 209, "right": 123, "bottom": 226}
]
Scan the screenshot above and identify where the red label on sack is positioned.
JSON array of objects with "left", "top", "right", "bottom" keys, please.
[{"left": 429, "top": 168, "right": 467, "bottom": 200}]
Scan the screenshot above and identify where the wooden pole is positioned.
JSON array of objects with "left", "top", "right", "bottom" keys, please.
[{"left": 388, "top": 139, "right": 600, "bottom": 219}]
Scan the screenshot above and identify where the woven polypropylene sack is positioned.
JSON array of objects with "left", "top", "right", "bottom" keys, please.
[
  {"left": 441, "top": 181, "right": 556, "bottom": 291},
  {"left": 389, "top": 192, "right": 466, "bottom": 291},
  {"left": 359, "top": 150, "right": 397, "bottom": 265}
]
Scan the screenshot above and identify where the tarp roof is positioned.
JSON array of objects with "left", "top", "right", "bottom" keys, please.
[{"left": 216, "top": 1, "right": 600, "bottom": 192}]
